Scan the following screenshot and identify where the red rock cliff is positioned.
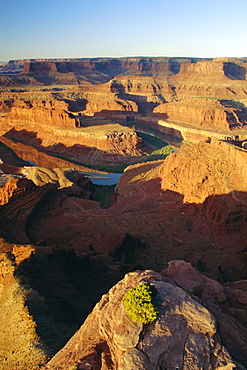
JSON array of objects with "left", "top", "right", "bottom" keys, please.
[
  {"left": 176, "top": 60, "right": 247, "bottom": 81},
  {"left": 159, "top": 139, "right": 247, "bottom": 203}
]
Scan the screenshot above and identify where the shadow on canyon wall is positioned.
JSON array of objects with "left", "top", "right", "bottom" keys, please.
[
  {"left": 92, "top": 110, "right": 184, "bottom": 142},
  {"left": 0, "top": 170, "right": 246, "bottom": 357},
  {"left": 1, "top": 176, "right": 246, "bottom": 281},
  {"left": 2, "top": 127, "right": 175, "bottom": 171},
  {"left": 2, "top": 128, "right": 140, "bottom": 165},
  {"left": 14, "top": 248, "right": 122, "bottom": 354}
]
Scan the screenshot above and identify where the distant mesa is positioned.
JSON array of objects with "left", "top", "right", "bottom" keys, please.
[{"left": 0, "top": 57, "right": 246, "bottom": 86}]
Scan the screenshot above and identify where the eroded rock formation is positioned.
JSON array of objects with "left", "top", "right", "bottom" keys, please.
[
  {"left": 176, "top": 60, "right": 247, "bottom": 81},
  {"left": 0, "top": 91, "right": 149, "bottom": 165},
  {"left": 1, "top": 56, "right": 247, "bottom": 370},
  {"left": 159, "top": 139, "right": 247, "bottom": 203},
  {"left": 44, "top": 265, "right": 247, "bottom": 369},
  {"left": 153, "top": 99, "right": 247, "bottom": 130},
  {"left": 1, "top": 57, "right": 247, "bottom": 147},
  {"left": 0, "top": 57, "right": 205, "bottom": 85},
  {"left": 1, "top": 139, "right": 246, "bottom": 282}
]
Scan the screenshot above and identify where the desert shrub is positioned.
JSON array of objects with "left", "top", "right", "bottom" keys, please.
[
  {"left": 68, "top": 366, "right": 77, "bottom": 370},
  {"left": 151, "top": 145, "right": 173, "bottom": 156},
  {"left": 122, "top": 282, "right": 158, "bottom": 324}
]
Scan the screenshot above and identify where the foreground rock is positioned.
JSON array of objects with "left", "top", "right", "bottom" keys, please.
[
  {"left": 44, "top": 263, "right": 247, "bottom": 370},
  {"left": 0, "top": 238, "right": 123, "bottom": 369}
]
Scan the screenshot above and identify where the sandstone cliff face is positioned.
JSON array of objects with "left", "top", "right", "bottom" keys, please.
[
  {"left": 159, "top": 140, "right": 247, "bottom": 203},
  {"left": 0, "top": 178, "right": 60, "bottom": 244},
  {"left": 82, "top": 98, "right": 138, "bottom": 116},
  {"left": 2, "top": 140, "right": 245, "bottom": 282},
  {"left": 44, "top": 265, "right": 247, "bottom": 370},
  {"left": 153, "top": 99, "right": 247, "bottom": 130},
  {"left": 158, "top": 140, "right": 247, "bottom": 272},
  {"left": 0, "top": 136, "right": 105, "bottom": 173},
  {"left": 0, "top": 96, "right": 147, "bottom": 161},
  {"left": 0, "top": 98, "right": 76, "bottom": 133},
  {"left": 2, "top": 58, "right": 247, "bottom": 151},
  {"left": 176, "top": 60, "right": 247, "bottom": 81},
  {"left": 11, "top": 58, "right": 183, "bottom": 84},
  {"left": 2, "top": 58, "right": 246, "bottom": 85}
]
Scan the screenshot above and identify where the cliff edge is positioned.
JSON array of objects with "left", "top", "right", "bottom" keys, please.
[{"left": 44, "top": 262, "right": 247, "bottom": 370}]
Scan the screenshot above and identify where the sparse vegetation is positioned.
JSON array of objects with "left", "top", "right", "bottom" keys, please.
[
  {"left": 182, "top": 140, "right": 193, "bottom": 145},
  {"left": 68, "top": 366, "right": 77, "bottom": 370},
  {"left": 122, "top": 282, "right": 159, "bottom": 324},
  {"left": 151, "top": 145, "right": 173, "bottom": 157}
]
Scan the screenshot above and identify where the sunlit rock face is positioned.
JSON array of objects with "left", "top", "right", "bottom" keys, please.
[
  {"left": 1, "top": 139, "right": 246, "bottom": 282},
  {"left": 1, "top": 56, "right": 247, "bottom": 370},
  {"left": 159, "top": 139, "right": 247, "bottom": 203}
]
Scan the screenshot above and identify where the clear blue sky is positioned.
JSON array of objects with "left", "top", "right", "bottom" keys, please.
[{"left": 0, "top": 0, "right": 246, "bottom": 61}]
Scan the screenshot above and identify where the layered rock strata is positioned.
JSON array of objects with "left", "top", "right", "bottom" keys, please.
[
  {"left": 1, "top": 57, "right": 247, "bottom": 85},
  {"left": 0, "top": 94, "right": 147, "bottom": 161},
  {"left": 1, "top": 140, "right": 246, "bottom": 282},
  {"left": 0, "top": 57, "right": 207, "bottom": 85},
  {"left": 153, "top": 99, "right": 247, "bottom": 130},
  {"left": 176, "top": 60, "right": 247, "bottom": 81}
]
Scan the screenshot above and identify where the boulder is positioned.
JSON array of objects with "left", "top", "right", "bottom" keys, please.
[{"left": 44, "top": 268, "right": 246, "bottom": 370}]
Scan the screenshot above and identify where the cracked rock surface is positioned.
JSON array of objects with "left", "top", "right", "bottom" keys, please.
[{"left": 44, "top": 264, "right": 246, "bottom": 370}]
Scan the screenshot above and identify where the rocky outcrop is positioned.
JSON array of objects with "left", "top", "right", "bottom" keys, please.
[
  {"left": 83, "top": 98, "right": 138, "bottom": 116},
  {"left": 1, "top": 140, "right": 244, "bottom": 281},
  {"left": 0, "top": 166, "right": 96, "bottom": 243},
  {"left": 0, "top": 94, "right": 148, "bottom": 161},
  {"left": 44, "top": 266, "right": 247, "bottom": 370},
  {"left": 163, "top": 261, "right": 247, "bottom": 365},
  {"left": 153, "top": 99, "right": 247, "bottom": 130},
  {"left": 159, "top": 139, "right": 247, "bottom": 203},
  {"left": 0, "top": 98, "right": 77, "bottom": 133},
  {"left": 175, "top": 60, "right": 247, "bottom": 81},
  {"left": 159, "top": 139, "right": 247, "bottom": 239},
  {"left": 2, "top": 123, "right": 146, "bottom": 158},
  {"left": 0, "top": 136, "right": 105, "bottom": 173},
  {"left": 133, "top": 114, "right": 247, "bottom": 144},
  {"left": 0, "top": 178, "right": 60, "bottom": 243}
]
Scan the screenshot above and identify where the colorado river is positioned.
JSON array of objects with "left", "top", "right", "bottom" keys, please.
[{"left": 85, "top": 172, "right": 122, "bottom": 185}]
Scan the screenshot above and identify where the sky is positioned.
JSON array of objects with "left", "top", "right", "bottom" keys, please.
[{"left": 0, "top": 0, "right": 247, "bottom": 61}]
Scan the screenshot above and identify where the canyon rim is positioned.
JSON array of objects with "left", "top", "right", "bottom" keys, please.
[{"left": 0, "top": 56, "right": 247, "bottom": 369}]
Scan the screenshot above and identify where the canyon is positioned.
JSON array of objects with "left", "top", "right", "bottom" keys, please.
[{"left": 0, "top": 57, "right": 247, "bottom": 369}]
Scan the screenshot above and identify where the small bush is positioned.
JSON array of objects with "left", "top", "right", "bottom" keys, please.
[
  {"left": 68, "top": 366, "right": 77, "bottom": 370},
  {"left": 122, "top": 282, "right": 158, "bottom": 324},
  {"left": 151, "top": 145, "right": 173, "bottom": 156}
]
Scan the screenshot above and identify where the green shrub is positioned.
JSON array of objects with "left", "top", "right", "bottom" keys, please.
[
  {"left": 151, "top": 145, "right": 173, "bottom": 156},
  {"left": 68, "top": 366, "right": 77, "bottom": 370},
  {"left": 122, "top": 282, "right": 158, "bottom": 324}
]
